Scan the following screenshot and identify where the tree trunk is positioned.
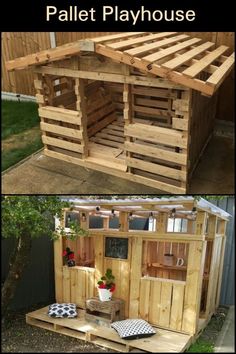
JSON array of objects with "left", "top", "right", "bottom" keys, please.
[{"left": 1, "top": 233, "right": 32, "bottom": 318}]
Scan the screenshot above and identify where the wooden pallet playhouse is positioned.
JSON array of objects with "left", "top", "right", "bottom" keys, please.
[
  {"left": 26, "top": 197, "right": 231, "bottom": 352},
  {"left": 6, "top": 32, "right": 234, "bottom": 193}
]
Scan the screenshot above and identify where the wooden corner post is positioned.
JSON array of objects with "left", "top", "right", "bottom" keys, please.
[
  {"left": 54, "top": 211, "right": 64, "bottom": 303},
  {"left": 182, "top": 211, "right": 207, "bottom": 334}
]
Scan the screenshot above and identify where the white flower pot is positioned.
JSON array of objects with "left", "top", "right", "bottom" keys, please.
[{"left": 98, "top": 288, "right": 112, "bottom": 301}]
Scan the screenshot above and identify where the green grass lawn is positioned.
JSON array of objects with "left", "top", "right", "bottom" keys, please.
[
  {"left": 2, "top": 100, "right": 43, "bottom": 171},
  {"left": 186, "top": 338, "right": 214, "bottom": 352}
]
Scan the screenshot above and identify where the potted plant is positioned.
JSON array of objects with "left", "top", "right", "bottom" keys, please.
[
  {"left": 97, "top": 268, "right": 115, "bottom": 301},
  {"left": 63, "top": 247, "right": 76, "bottom": 267}
]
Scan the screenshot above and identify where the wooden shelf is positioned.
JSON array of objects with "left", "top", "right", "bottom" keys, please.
[{"left": 148, "top": 263, "right": 187, "bottom": 271}]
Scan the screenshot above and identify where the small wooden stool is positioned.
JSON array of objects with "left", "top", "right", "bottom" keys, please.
[{"left": 85, "top": 297, "right": 125, "bottom": 327}]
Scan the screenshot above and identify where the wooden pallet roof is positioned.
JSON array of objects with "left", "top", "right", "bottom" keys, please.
[
  {"left": 6, "top": 32, "right": 234, "bottom": 96},
  {"left": 62, "top": 197, "right": 231, "bottom": 219}
]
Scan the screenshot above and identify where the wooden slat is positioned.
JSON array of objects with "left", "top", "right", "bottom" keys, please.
[
  {"left": 163, "top": 42, "right": 215, "bottom": 70},
  {"left": 125, "top": 141, "right": 187, "bottom": 166},
  {"left": 88, "top": 112, "right": 117, "bottom": 137},
  {"left": 42, "top": 136, "right": 84, "bottom": 153},
  {"left": 54, "top": 236, "right": 63, "bottom": 303},
  {"left": 131, "top": 86, "right": 178, "bottom": 99},
  {"left": 125, "top": 123, "right": 187, "bottom": 148},
  {"left": 76, "top": 269, "right": 85, "bottom": 308},
  {"left": 170, "top": 283, "right": 185, "bottom": 331},
  {"left": 183, "top": 46, "right": 228, "bottom": 78},
  {"left": 135, "top": 97, "right": 169, "bottom": 109},
  {"left": 40, "top": 122, "right": 82, "bottom": 139},
  {"left": 172, "top": 118, "right": 189, "bottom": 131},
  {"left": 91, "top": 32, "right": 146, "bottom": 43},
  {"left": 159, "top": 282, "right": 173, "bottom": 328},
  {"left": 39, "top": 106, "right": 81, "bottom": 125},
  {"left": 127, "top": 157, "right": 187, "bottom": 181},
  {"left": 133, "top": 104, "right": 172, "bottom": 117},
  {"left": 143, "top": 38, "right": 202, "bottom": 63},
  {"left": 6, "top": 41, "right": 81, "bottom": 71},
  {"left": 62, "top": 266, "right": 71, "bottom": 302},
  {"left": 129, "top": 237, "right": 142, "bottom": 318},
  {"left": 139, "top": 279, "right": 151, "bottom": 321},
  {"left": 206, "top": 53, "right": 235, "bottom": 88},
  {"left": 108, "top": 32, "right": 177, "bottom": 50},
  {"left": 125, "top": 34, "right": 189, "bottom": 56},
  {"left": 90, "top": 137, "right": 123, "bottom": 149},
  {"left": 148, "top": 280, "right": 162, "bottom": 325},
  {"left": 44, "top": 148, "right": 186, "bottom": 194}
]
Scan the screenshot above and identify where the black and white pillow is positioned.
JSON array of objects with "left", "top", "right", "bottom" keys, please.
[
  {"left": 111, "top": 319, "right": 156, "bottom": 340},
  {"left": 48, "top": 303, "right": 77, "bottom": 318}
]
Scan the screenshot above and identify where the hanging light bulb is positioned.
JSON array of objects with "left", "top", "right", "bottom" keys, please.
[
  {"left": 170, "top": 208, "right": 176, "bottom": 218},
  {"left": 191, "top": 207, "right": 197, "bottom": 215},
  {"left": 191, "top": 207, "right": 197, "bottom": 219},
  {"left": 111, "top": 209, "right": 116, "bottom": 218},
  {"left": 128, "top": 212, "right": 133, "bottom": 221},
  {"left": 81, "top": 213, "right": 86, "bottom": 222},
  {"left": 149, "top": 212, "right": 154, "bottom": 221}
]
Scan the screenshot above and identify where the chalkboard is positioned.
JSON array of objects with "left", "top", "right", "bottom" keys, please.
[{"left": 105, "top": 237, "right": 128, "bottom": 259}]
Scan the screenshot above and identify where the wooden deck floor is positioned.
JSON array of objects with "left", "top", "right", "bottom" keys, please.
[{"left": 26, "top": 306, "right": 192, "bottom": 353}]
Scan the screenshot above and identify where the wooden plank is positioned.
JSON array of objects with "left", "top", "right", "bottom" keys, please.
[
  {"left": 6, "top": 41, "right": 81, "bottom": 71},
  {"left": 62, "top": 266, "right": 71, "bottom": 302},
  {"left": 182, "top": 241, "right": 207, "bottom": 334},
  {"left": 40, "top": 122, "right": 82, "bottom": 140},
  {"left": 143, "top": 38, "right": 202, "bottom": 63},
  {"left": 125, "top": 123, "right": 188, "bottom": 148},
  {"left": 139, "top": 279, "right": 151, "bottom": 321},
  {"left": 127, "top": 157, "right": 187, "bottom": 181},
  {"left": 125, "top": 139, "right": 187, "bottom": 166},
  {"left": 39, "top": 107, "right": 81, "bottom": 125},
  {"left": 131, "top": 86, "right": 178, "bottom": 99},
  {"left": 133, "top": 104, "right": 173, "bottom": 117},
  {"left": 129, "top": 237, "right": 142, "bottom": 318},
  {"left": 125, "top": 34, "right": 189, "bottom": 56},
  {"left": 54, "top": 235, "right": 63, "bottom": 303},
  {"left": 108, "top": 32, "right": 177, "bottom": 50},
  {"left": 135, "top": 97, "right": 169, "bottom": 109},
  {"left": 94, "top": 234, "right": 104, "bottom": 284},
  {"left": 172, "top": 118, "right": 189, "bottom": 131},
  {"left": 91, "top": 32, "right": 146, "bottom": 43},
  {"left": 170, "top": 283, "right": 185, "bottom": 331},
  {"left": 86, "top": 156, "right": 127, "bottom": 172},
  {"left": 44, "top": 149, "right": 186, "bottom": 194},
  {"left": 90, "top": 137, "right": 124, "bottom": 149},
  {"left": 148, "top": 280, "right": 162, "bottom": 325},
  {"left": 53, "top": 90, "right": 76, "bottom": 107},
  {"left": 183, "top": 46, "right": 228, "bottom": 78},
  {"left": 87, "top": 103, "right": 115, "bottom": 126},
  {"left": 120, "top": 261, "right": 130, "bottom": 317},
  {"left": 163, "top": 42, "right": 215, "bottom": 70},
  {"left": 206, "top": 53, "right": 235, "bottom": 89},
  {"left": 36, "top": 66, "right": 185, "bottom": 90},
  {"left": 76, "top": 269, "right": 86, "bottom": 308},
  {"left": 70, "top": 268, "right": 77, "bottom": 303},
  {"left": 42, "top": 136, "right": 84, "bottom": 153},
  {"left": 88, "top": 112, "right": 117, "bottom": 137},
  {"left": 159, "top": 282, "right": 173, "bottom": 328}
]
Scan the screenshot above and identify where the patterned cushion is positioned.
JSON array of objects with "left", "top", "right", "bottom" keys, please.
[
  {"left": 111, "top": 319, "right": 156, "bottom": 340},
  {"left": 48, "top": 303, "right": 77, "bottom": 318}
]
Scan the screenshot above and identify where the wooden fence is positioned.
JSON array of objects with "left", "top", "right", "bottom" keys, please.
[{"left": 1, "top": 32, "right": 234, "bottom": 121}]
